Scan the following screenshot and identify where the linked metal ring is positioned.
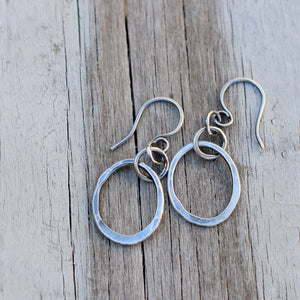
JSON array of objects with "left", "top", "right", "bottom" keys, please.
[
  {"left": 214, "top": 110, "right": 233, "bottom": 127},
  {"left": 147, "top": 137, "right": 170, "bottom": 164},
  {"left": 193, "top": 126, "right": 228, "bottom": 160},
  {"left": 92, "top": 159, "right": 164, "bottom": 245},
  {"left": 134, "top": 147, "right": 169, "bottom": 182},
  {"left": 205, "top": 110, "right": 222, "bottom": 135},
  {"left": 168, "top": 141, "right": 241, "bottom": 227}
]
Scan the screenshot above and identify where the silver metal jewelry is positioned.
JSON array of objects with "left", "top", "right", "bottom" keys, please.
[
  {"left": 168, "top": 78, "right": 266, "bottom": 226},
  {"left": 93, "top": 97, "right": 184, "bottom": 245}
]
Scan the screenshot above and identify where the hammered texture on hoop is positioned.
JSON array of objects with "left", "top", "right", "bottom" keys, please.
[
  {"left": 92, "top": 159, "right": 164, "bottom": 245},
  {"left": 167, "top": 141, "right": 241, "bottom": 227}
]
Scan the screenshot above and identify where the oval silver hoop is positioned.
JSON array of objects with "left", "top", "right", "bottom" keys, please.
[
  {"left": 167, "top": 141, "right": 241, "bottom": 227},
  {"left": 92, "top": 159, "right": 164, "bottom": 245}
]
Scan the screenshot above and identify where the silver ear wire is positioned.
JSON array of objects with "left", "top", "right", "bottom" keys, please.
[
  {"left": 216, "top": 77, "right": 266, "bottom": 149},
  {"left": 110, "top": 97, "right": 184, "bottom": 151}
]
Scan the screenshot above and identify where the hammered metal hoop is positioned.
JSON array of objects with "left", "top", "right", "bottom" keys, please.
[
  {"left": 167, "top": 141, "right": 241, "bottom": 227},
  {"left": 193, "top": 126, "right": 228, "bottom": 160},
  {"left": 93, "top": 159, "right": 164, "bottom": 245}
]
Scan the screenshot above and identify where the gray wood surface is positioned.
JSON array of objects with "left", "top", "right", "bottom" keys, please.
[{"left": 0, "top": 0, "right": 299, "bottom": 299}]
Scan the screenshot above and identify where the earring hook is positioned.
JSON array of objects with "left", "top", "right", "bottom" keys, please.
[
  {"left": 111, "top": 97, "right": 184, "bottom": 151},
  {"left": 216, "top": 77, "right": 266, "bottom": 149}
]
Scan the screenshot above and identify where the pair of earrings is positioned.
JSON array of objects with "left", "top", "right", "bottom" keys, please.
[{"left": 92, "top": 78, "right": 266, "bottom": 245}]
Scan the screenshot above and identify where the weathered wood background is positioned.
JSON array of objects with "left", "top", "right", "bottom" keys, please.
[{"left": 0, "top": 0, "right": 299, "bottom": 299}]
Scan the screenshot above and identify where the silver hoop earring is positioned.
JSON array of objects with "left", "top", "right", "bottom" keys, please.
[
  {"left": 168, "top": 78, "right": 266, "bottom": 226},
  {"left": 93, "top": 98, "right": 184, "bottom": 245}
]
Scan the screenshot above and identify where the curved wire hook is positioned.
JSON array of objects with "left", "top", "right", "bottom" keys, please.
[
  {"left": 217, "top": 77, "right": 266, "bottom": 149},
  {"left": 111, "top": 97, "right": 184, "bottom": 151}
]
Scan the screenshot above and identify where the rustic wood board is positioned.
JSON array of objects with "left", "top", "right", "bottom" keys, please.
[{"left": 0, "top": 0, "right": 299, "bottom": 299}]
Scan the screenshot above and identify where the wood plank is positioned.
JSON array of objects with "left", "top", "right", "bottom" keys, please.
[
  {"left": 225, "top": 1, "right": 300, "bottom": 299},
  {"left": 0, "top": 0, "right": 299, "bottom": 299},
  {"left": 0, "top": 1, "right": 77, "bottom": 298},
  {"left": 125, "top": 0, "right": 257, "bottom": 299},
  {"left": 76, "top": 0, "right": 145, "bottom": 299}
]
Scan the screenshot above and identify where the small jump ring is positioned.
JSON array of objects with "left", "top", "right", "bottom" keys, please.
[
  {"left": 214, "top": 110, "right": 233, "bottom": 127},
  {"left": 206, "top": 110, "right": 222, "bottom": 135},
  {"left": 193, "top": 126, "right": 228, "bottom": 160},
  {"left": 134, "top": 147, "right": 169, "bottom": 182},
  {"left": 147, "top": 137, "right": 170, "bottom": 164},
  {"left": 151, "top": 137, "right": 170, "bottom": 152}
]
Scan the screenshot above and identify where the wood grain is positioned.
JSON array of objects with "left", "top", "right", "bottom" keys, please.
[{"left": 0, "top": 0, "right": 299, "bottom": 299}]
